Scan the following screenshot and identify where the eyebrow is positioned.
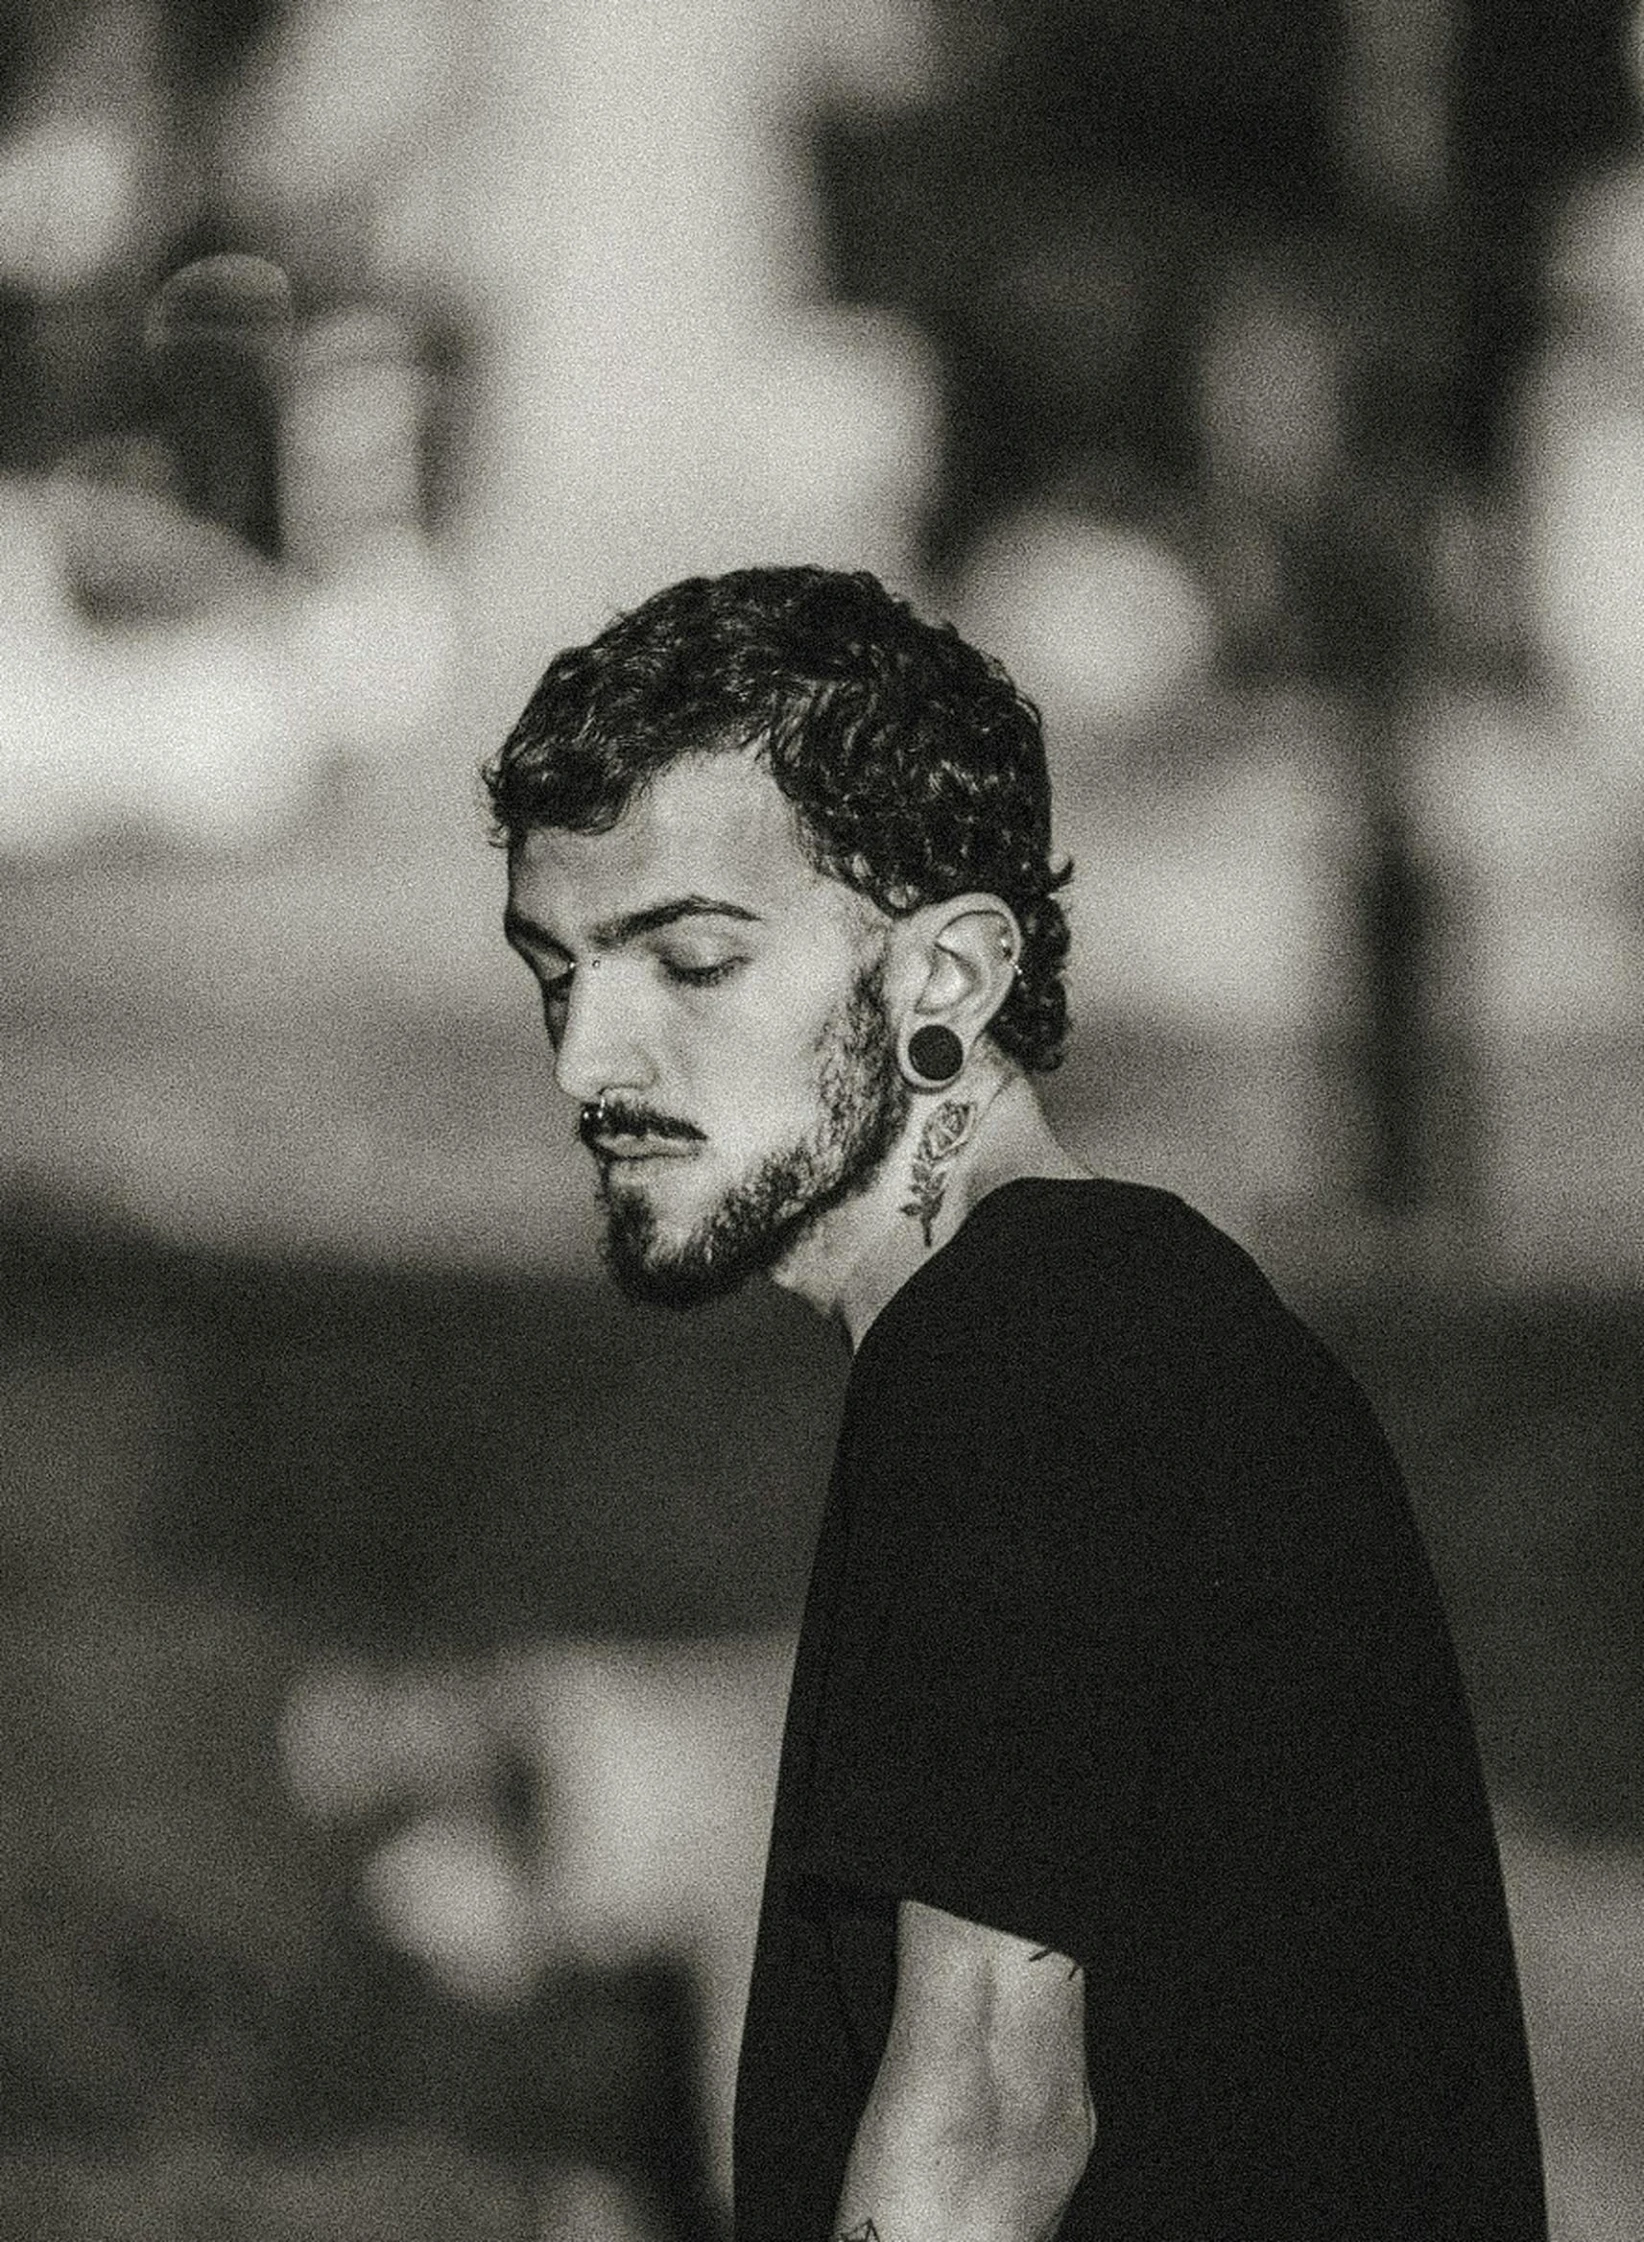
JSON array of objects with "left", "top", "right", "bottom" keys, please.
[{"left": 504, "top": 895, "right": 763, "bottom": 954}]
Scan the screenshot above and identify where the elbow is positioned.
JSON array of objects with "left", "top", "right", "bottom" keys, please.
[
  {"left": 1007, "top": 2075, "right": 1094, "bottom": 2228},
  {"left": 924, "top": 2065, "right": 1094, "bottom": 2232},
  {"left": 844, "top": 2041, "right": 1094, "bottom": 2238}
]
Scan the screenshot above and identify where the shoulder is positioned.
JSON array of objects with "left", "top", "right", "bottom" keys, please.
[
  {"left": 855, "top": 1176, "right": 1392, "bottom": 1490},
  {"left": 974, "top": 1174, "right": 1263, "bottom": 1293},
  {"left": 869, "top": 1175, "right": 1283, "bottom": 1372}
]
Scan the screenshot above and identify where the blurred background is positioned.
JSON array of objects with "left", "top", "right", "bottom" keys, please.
[{"left": 2, "top": 0, "right": 1642, "bottom": 2233}]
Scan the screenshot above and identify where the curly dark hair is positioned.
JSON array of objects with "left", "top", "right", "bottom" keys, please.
[{"left": 484, "top": 566, "right": 1073, "bottom": 1071}]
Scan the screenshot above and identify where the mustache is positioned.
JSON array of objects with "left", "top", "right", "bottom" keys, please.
[{"left": 577, "top": 1100, "right": 706, "bottom": 1150}]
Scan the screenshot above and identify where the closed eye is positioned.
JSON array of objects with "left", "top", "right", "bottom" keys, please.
[{"left": 661, "top": 958, "right": 743, "bottom": 989}]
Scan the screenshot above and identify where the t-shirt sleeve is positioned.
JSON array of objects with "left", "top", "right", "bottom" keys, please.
[
  {"left": 787, "top": 1200, "right": 1401, "bottom": 1982},
  {"left": 791, "top": 1289, "right": 1170, "bottom": 1972}
]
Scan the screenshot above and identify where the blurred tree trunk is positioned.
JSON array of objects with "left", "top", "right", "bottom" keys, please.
[{"left": 1337, "top": 0, "right": 1466, "bottom": 1233}]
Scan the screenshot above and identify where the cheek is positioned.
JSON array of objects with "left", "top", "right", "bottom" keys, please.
[{"left": 685, "top": 981, "right": 842, "bottom": 1122}]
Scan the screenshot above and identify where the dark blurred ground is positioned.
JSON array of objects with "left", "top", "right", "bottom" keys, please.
[{"left": 8, "top": 1192, "right": 1640, "bottom": 1820}]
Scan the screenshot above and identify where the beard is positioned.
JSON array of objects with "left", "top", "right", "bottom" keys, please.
[{"left": 597, "top": 954, "right": 910, "bottom": 1310}]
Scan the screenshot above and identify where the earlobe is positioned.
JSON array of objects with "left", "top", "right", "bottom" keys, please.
[{"left": 900, "top": 1022, "right": 965, "bottom": 1090}]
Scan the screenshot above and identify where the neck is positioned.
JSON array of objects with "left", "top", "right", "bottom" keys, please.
[{"left": 771, "top": 1057, "right": 1087, "bottom": 1348}]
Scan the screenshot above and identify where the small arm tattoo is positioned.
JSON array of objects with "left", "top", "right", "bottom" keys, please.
[
  {"left": 1031, "top": 1945, "right": 1084, "bottom": 1982},
  {"left": 840, "top": 2224, "right": 882, "bottom": 2242}
]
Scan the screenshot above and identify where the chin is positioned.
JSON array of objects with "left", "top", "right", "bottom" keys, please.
[
  {"left": 597, "top": 1162, "right": 809, "bottom": 1312},
  {"left": 597, "top": 1162, "right": 709, "bottom": 1245},
  {"left": 600, "top": 1219, "right": 759, "bottom": 1311}
]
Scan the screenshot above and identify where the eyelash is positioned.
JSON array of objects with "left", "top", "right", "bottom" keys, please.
[
  {"left": 540, "top": 957, "right": 741, "bottom": 1000},
  {"left": 663, "top": 959, "right": 740, "bottom": 988}
]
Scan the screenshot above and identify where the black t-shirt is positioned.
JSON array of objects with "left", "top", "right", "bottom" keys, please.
[{"left": 734, "top": 1178, "right": 1545, "bottom": 2241}]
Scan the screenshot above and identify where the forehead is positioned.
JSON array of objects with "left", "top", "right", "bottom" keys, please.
[{"left": 508, "top": 748, "right": 852, "bottom": 935}]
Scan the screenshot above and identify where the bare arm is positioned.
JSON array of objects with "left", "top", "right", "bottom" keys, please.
[{"left": 833, "top": 1898, "right": 1095, "bottom": 2242}]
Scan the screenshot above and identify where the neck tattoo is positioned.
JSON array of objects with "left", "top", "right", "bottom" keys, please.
[{"left": 900, "top": 1098, "right": 978, "bottom": 1248}]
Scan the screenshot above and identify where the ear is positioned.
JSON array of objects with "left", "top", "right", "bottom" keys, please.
[{"left": 896, "top": 891, "right": 1023, "bottom": 1052}]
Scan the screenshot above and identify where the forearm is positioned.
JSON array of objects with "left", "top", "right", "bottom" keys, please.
[{"left": 833, "top": 2037, "right": 1090, "bottom": 2242}]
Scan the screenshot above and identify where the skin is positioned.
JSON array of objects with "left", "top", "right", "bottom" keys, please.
[
  {"left": 837, "top": 1903, "right": 1095, "bottom": 2242},
  {"left": 504, "top": 744, "right": 1094, "bottom": 2237}
]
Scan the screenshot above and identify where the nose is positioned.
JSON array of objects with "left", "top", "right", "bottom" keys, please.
[{"left": 550, "top": 961, "right": 655, "bottom": 1106}]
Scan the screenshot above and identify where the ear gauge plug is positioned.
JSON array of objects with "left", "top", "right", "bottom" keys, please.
[{"left": 903, "top": 1023, "right": 965, "bottom": 1088}]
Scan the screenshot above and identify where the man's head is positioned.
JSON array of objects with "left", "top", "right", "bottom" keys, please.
[{"left": 487, "top": 566, "right": 1071, "bottom": 1306}]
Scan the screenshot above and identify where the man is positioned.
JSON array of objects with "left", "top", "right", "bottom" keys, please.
[{"left": 488, "top": 566, "right": 1546, "bottom": 2241}]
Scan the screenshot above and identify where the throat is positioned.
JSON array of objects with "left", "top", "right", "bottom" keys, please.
[{"left": 771, "top": 1072, "right": 1084, "bottom": 1347}]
